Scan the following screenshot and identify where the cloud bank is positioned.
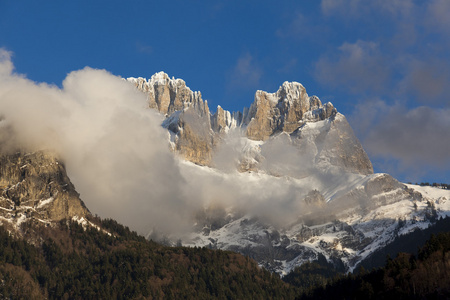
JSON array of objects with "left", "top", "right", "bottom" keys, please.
[
  {"left": 0, "top": 49, "right": 321, "bottom": 238},
  {"left": 350, "top": 100, "right": 450, "bottom": 181},
  {"left": 0, "top": 48, "right": 192, "bottom": 235}
]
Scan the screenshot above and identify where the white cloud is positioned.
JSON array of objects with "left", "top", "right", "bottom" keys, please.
[
  {"left": 0, "top": 50, "right": 328, "bottom": 238},
  {"left": 0, "top": 48, "right": 14, "bottom": 77},
  {"left": 0, "top": 50, "right": 191, "bottom": 236}
]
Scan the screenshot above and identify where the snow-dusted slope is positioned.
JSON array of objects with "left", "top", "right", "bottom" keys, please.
[
  {"left": 125, "top": 72, "right": 449, "bottom": 276},
  {"left": 181, "top": 161, "right": 449, "bottom": 275}
]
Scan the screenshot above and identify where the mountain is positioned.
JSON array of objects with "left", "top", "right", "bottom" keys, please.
[
  {"left": 0, "top": 212, "right": 297, "bottom": 299},
  {"left": 0, "top": 150, "right": 297, "bottom": 298},
  {"left": 1, "top": 70, "right": 448, "bottom": 279},
  {"left": 1, "top": 68, "right": 449, "bottom": 298},
  {"left": 0, "top": 150, "right": 90, "bottom": 240},
  {"left": 127, "top": 72, "right": 450, "bottom": 275}
]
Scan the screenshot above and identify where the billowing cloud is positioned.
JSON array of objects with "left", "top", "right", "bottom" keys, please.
[
  {"left": 0, "top": 49, "right": 14, "bottom": 77},
  {"left": 318, "top": 0, "right": 450, "bottom": 105},
  {"left": 314, "top": 40, "right": 390, "bottom": 93},
  {"left": 0, "top": 49, "right": 327, "bottom": 238},
  {"left": 366, "top": 106, "right": 450, "bottom": 165},
  {"left": 0, "top": 48, "right": 191, "bottom": 236}
]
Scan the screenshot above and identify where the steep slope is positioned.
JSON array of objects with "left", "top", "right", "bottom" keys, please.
[
  {"left": 244, "top": 82, "right": 336, "bottom": 140},
  {"left": 125, "top": 71, "right": 448, "bottom": 276},
  {"left": 127, "top": 72, "right": 373, "bottom": 176},
  {"left": 298, "top": 231, "right": 450, "bottom": 299},
  {"left": 183, "top": 164, "right": 449, "bottom": 275},
  {"left": 0, "top": 150, "right": 90, "bottom": 239},
  {"left": 0, "top": 216, "right": 297, "bottom": 299},
  {"left": 0, "top": 148, "right": 297, "bottom": 298},
  {"left": 128, "top": 72, "right": 213, "bottom": 165}
]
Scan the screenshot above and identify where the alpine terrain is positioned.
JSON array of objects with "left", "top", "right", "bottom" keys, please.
[
  {"left": 127, "top": 72, "right": 450, "bottom": 275},
  {"left": 0, "top": 70, "right": 448, "bottom": 279}
]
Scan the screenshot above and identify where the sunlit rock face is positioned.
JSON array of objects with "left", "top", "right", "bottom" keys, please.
[
  {"left": 0, "top": 150, "right": 90, "bottom": 236},
  {"left": 244, "top": 82, "right": 337, "bottom": 141},
  {"left": 289, "top": 113, "right": 374, "bottom": 175},
  {"left": 125, "top": 72, "right": 448, "bottom": 276},
  {"left": 128, "top": 72, "right": 214, "bottom": 165},
  {"left": 128, "top": 73, "right": 372, "bottom": 176}
]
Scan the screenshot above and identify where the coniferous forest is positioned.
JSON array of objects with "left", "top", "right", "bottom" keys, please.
[
  {"left": 1, "top": 216, "right": 450, "bottom": 299},
  {"left": 0, "top": 218, "right": 295, "bottom": 299}
]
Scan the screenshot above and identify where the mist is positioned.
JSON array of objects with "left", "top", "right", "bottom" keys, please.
[
  {"left": 0, "top": 49, "right": 357, "bottom": 239},
  {"left": 0, "top": 49, "right": 195, "bottom": 235}
]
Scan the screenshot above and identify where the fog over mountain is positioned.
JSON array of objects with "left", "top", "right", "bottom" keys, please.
[
  {"left": 1, "top": 49, "right": 449, "bottom": 275},
  {"left": 0, "top": 49, "right": 190, "bottom": 235},
  {"left": 0, "top": 49, "right": 350, "bottom": 237}
]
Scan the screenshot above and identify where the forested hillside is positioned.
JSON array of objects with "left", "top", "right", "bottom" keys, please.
[
  {"left": 296, "top": 231, "right": 450, "bottom": 299},
  {"left": 0, "top": 218, "right": 296, "bottom": 299}
]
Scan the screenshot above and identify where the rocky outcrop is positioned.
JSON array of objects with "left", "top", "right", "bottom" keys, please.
[
  {"left": 290, "top": 113, "right": 373, "bottom": 175},
  {"left": 128, "top": 72, "right": 209, "bottom": 116},
  {"left": 128, "top": 72, "right": 372, "bottom": 175},
  {"left": 163, "top": 108, "right": 214, "bottom": 165},
  {"left": 129, "top": 72, "right": 214, "bottom": 165},
  {"left": 0, "top": 150, "right": 89, "bottom": 233},
  {"left": 244, "top": 82, "right": 337, "bottom": 141},
  {"left": 304, "top": 190, "right": 326, "bottom": 207},
  {"left": 211, "top": 106, "right": 242, "bottom": 134}
]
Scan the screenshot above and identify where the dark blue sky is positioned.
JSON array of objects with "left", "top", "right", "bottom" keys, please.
[{"left": 1, "top": 0, "right": 449, "bottom": 183}]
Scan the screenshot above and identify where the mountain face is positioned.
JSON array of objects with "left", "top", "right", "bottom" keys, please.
[
  {"left": 1, "top": 71, "right": 447, "bottom": 279},
  {"left": 128, "top": 72, "right": 213, "bottom": 165},
  {"left": 0, "top": 150, "right": 89, "bottom": 240},
  {"left": 127, "top": 72, "right": 449, "bottom": 275},
  {"left": 127, "top": 73, "right": 373, "bottom": 175}
]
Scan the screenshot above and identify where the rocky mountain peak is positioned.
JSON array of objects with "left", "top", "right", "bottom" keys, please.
[
  {"left": 127, "top": 73, "right": 371, "bottom": 176},
  {"left": 277, "top": 81, "right": 308, "bottom": 104},
  {"left": 244, "top": 81, "right": 337, "bottom": 141},
  {"left": 127, "top": 72, "right": 209, "bottom": 117}
]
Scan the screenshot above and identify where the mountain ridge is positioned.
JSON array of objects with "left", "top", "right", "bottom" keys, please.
[
  {"left": 127, "top": 72, "right": 373, "bottom": 175},
  {"left": 126, "top": 71, "right": 449, "bottom": 275},
  {"left": 0, "top": 70, "right": 448, "bottom": 278}
]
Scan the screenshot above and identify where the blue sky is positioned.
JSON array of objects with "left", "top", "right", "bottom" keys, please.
[{"left": 1, "top": 0, "right": 449, "bottom": 184}]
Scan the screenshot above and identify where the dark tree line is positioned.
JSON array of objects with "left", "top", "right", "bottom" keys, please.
[
  {"left": 293, "top": 231, "right": 450, "bottom": 299},
  {"left": 0, "top": 218, "right": 297, "bottom": 299},
  {"left": 1, "top": 214, "right": 450, "bottom": 299}
]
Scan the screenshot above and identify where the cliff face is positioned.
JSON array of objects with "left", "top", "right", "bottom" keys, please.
[
  {"left": 244, "top": 82, "right": 337, "bottom": 141},
  {"left": 128, "top": 72, "right": 208, "bottom": 117},
  {"left": 289, "top": 113, "right": 374, "bottom": 175},
  {"left": 128, "top": 72, "right": 373, "bottom": 175},
  {"left": 0, "top": 150, "right": 89, "bottom": 235},
  {"left": 128, "top": 73, "right": 214, "bottom": 165}
]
